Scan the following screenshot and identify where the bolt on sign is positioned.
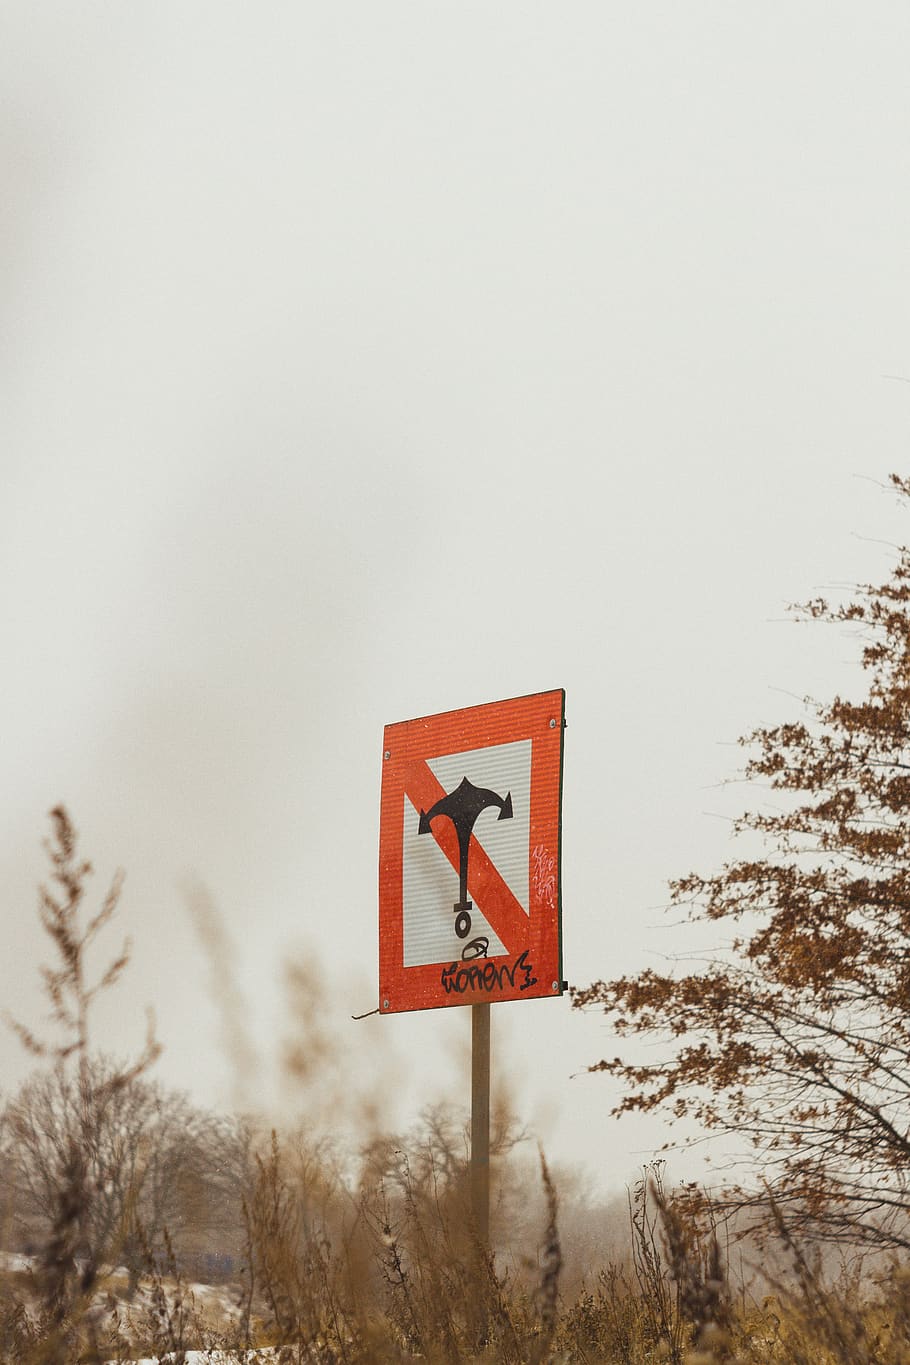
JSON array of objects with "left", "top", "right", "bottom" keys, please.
[{"left": 379, "top": 688, "right": 565, "bottom": 1014}]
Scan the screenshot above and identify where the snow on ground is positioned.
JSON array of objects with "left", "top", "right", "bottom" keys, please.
[
  {"left": 0, "top": 1258, "right": 280, "bottom": 1361},
  {"left": 107, "top": 1354, "right": 277, "bottom": 1363},
  {"left": 0, "top": 1250, "right": 33, "bottom": 1273}
]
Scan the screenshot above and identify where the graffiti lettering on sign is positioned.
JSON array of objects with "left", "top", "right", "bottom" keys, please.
[
  {"left": 532, "top": 843, "right": 557, "bottom": 909},
  {"left": 440, "top": 949, "right": 539, "bottom": 996}
]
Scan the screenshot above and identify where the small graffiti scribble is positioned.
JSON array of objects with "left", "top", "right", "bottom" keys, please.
[
  {"left": 461, "top": 936, "right": 490, "bottom": 961},
  {"left": 532, "top": 843, "right": 557, "bottom": 908}
]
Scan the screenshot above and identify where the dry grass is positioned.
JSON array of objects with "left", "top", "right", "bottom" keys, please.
[
  {"left": 4, "top": 809, "right": 910, "bottom": 1361},
  {"left": 5, "top": 1134, "right": 910, "bottom": 1363}
]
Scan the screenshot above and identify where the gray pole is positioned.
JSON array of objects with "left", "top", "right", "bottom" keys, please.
[{"left": 471, "top": 1002, "right": 491, "bottom": 1245}]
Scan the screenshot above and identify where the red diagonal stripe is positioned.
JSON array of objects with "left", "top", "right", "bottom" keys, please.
[{"left": 402, "top": 759, "right": 529, "bottom": 954}]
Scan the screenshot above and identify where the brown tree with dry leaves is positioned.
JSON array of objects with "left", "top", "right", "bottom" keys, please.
[{"left": 575, "top": 476, "right": 910, "bottom": 1250}]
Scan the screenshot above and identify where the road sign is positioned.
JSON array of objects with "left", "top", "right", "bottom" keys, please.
[{"left": 379, "top": 688, "right": 565, "bottom": 1013}]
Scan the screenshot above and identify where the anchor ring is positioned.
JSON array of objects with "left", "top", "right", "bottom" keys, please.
[{"left": 454, "top": 909, "right": 472, "bottom": 939}]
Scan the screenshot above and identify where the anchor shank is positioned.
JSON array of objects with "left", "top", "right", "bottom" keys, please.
[{"left": 456, "top": 823, "right": 472, "bottom": 909}]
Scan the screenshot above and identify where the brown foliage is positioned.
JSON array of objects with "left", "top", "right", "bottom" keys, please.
[{"left": 575, "top": 475, "right": 910, "bottom": 1249}]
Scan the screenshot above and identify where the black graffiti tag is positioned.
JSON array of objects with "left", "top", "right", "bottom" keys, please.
[{"left": 440, "top": 950, "right": 538, "bottom": 996}]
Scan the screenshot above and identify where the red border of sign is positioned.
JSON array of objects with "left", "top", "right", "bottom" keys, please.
[{"left": 379, "top": 688, "right": 565, "bottom": 1013}]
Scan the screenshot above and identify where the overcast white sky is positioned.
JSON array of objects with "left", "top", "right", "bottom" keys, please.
[{"left": 3, "top": 3, "right": 910, "bottom": 1193}]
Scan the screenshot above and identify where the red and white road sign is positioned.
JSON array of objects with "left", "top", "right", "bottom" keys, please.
[{"left": 379, "top": 689, "right": 565, "bottom": 1013}]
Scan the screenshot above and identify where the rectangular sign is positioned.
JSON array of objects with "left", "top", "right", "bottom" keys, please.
[{"left": 379, "top": 688, "right": 565, "bottom": 1013}]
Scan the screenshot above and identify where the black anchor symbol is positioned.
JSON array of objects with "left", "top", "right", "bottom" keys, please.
[{"left": 418, "top": 777, "right": 513, "bottom": 940}]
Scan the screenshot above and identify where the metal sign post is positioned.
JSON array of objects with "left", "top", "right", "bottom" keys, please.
[
  {"left": 471, "top": 1002, "right": 491, "bottom": 1245},
  {"left": 378, "top": 689, "right": 566, "bottom": 1257}
]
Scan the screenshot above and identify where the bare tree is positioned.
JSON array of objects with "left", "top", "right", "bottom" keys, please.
[{"left": 0, "top": 1059, "right": 232, "bottom": 1290}]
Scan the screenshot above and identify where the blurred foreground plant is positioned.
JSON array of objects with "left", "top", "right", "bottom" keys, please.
[{"left": 1, "top": 806, "right": 159, "bottom": 1363}]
